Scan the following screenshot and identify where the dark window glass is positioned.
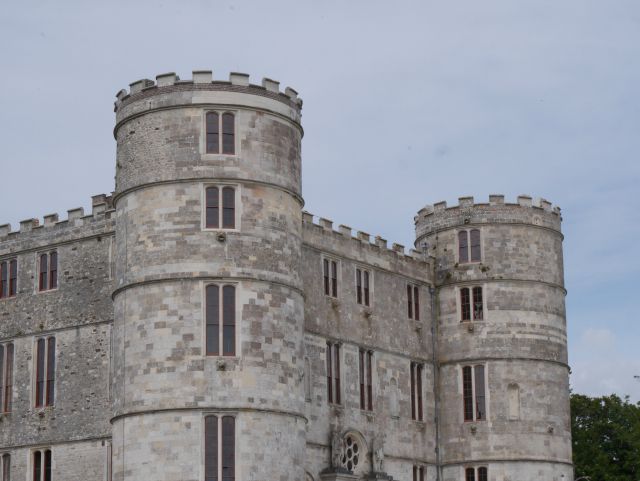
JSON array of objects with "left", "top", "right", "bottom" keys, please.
[
  {"left": 407, "top": 285, "right": 413, "bottom": 318},
  {"left": 3, "top": 343, "right": 13, "bottom": 413},
  {"left": 331, "top": 261, "right": 337, "bottom": 297},
  {"left": 474, "top": 365, "right": 486, "bottom": 420},
  {"left": 470, "top": 229, "right": 481, "bottom": 262},
  {"left": 9, "top": 260, "right": 17, "bottom": 296},
  {"left": 49, "top": 252, "right": 57, "bottom": 290},
  {"left": 410, "top": 362, "right": 416, "bottom": 420},
  {"left": 206, "top": 187, "right": 220, "bottom": 229},
  {"left": 222, "top": 113, "right": 235, "bottom": 155},
  {"left": 205, "top": 416, "right": 218, "bottom": 481},
  {"left": 459, "top": 231, "right": 469, "bottom": 263},
  {"left": 359, "top": 349, "right": 365, "bottom": 409},
  {"left": 46, "top": 338, "right": 55, "bottom": 406},
  {"left": 463, "top": 366, "right": 473, "bottom": 421},
  {"left": 222, "top": 187, "right": 235, "bottom": 229},
  {"left": 0, "top": 262, "right": 6, "bottom": 298},
  {"left": 44, "top": 450, "right": 51, "bottom": 481},
  {"left": 461, "top": 288, "right": 471, "bottom": 321},
  {"left": 222, "top": 286, "right": 236, "bottom": 356},
  {"left": 419, "top": 467, "right": 424, "bottom": 481},
  {"left": 326, "top": 341, "right": 333, "bottom": 403},
  {"left": 413, "top": 466, "right": 417, "bottom": 481},
  {"left": 417, "top": 363, "right": 423, "bottom": 421},
  {"left": 465, "top": 467, "right": 475, "bottom": 481},
  {"left": 363, "top": 271, "right": 370, "bottom": 307},
  {"left": 323, "top": 259, "right": 330, "bottom": 296},
  {"left": 356, "top": 269, "right": 362, "bottom": 305},
  {"left": 478, "top": 468, "right": 488, "bottom": 481},
  {"left": 367, "top": 351, "right": 373, "bottom": 411},
  {"left": 414, "top": 286, "right": 420, "bottom": 321},
  {"left": 39, "top": 254, "right": 48, "bottom": 291},
  {"left": 473, "top": 287, "right": 483, "bottom": 320},
  {"left": 33, "top": 451, "right": 41, "bottom": 481},
  {"left": 206, "top": 112, "right": 220, "bottom": 154},
  {"left": 2, "top": 453, "right": 10, "bottom": 481},
  {"left": 36, "top": 339, "right": 46, "bottom": 407},
  {"left": 221, "top": 416, "right": 235, "bottom": 481},
  {"left": 206, "top": 285, "right": 220, "bottom": 356},
  {"left": 0, "top": 346, "right": 3, "bottom": 411},
  {"left": 334, "top": 344, "right": 341, "bottom": 405}
]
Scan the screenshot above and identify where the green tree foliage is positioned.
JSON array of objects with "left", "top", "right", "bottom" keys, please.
[{"left": 572, "top": 393, "right": 640, "bottom": 480}]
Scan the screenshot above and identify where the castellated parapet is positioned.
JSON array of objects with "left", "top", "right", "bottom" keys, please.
[{"left": 0, "top": 70, "right": 572, "bottom": 481}]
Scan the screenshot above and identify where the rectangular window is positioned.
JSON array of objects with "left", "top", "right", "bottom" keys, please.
[
  {"left": 206, "top": 111, "right": 235, "bottom": 155},
  {"left": 323, "top": 258, "right": 338, "bottom": 298},
  {"left": 408, "top": 284, "right": 420, "bottom": 320},
  {"left": 1, "top": 453, "right": 10, "bottom": 481},
  {"left": 477, "top": 467, "right": 488, "bottom": 481},
  {"left": 206, "top": 285, "right": 236, "bottom": 357},
  {"left": 38, "top": 252, "right": 57, "bottom": 292},
  {"left": 459, "top": 229, "right": 481, "bottom": 264},
  {"left": 461, "top": 287, "right": 483, "bottom": 322},
  {"left": 205, "top": 186, "right": 236, "bottom": 230},
  {"left": 356, "top": 268, "right": 371, "bottom": 306},
  {"left": 465, "top": 467, "right": 475, "bottom": 481},
  {"left": 205, "top": 415, "right": 235, "bottom": 481},
  {"left": 412, "top": 466, "right": 425, "bottom": 481},
  {"left": 32, "top": 449, "right": 52, "bottom": 481},
  {"left": 465, "top": 467, "right": 487, "bottom": 481},
  {"left": 410, "top": 362, "right": 424, "bottom": 421},
  {"left": 470, "top": 229, "right": 481, "bottom": 262},
  {"left": 463, "top": 365, "right": 486, "bottom": 422},
  {"left": 326, "top": 342, "right": 341, "bottom": 405},
  {"left": 358, "top": 349, "right": 374, "bottom": 411},
  {"left": 0, "top": 259, "right": 17, "bottom": 299},
  {"left": 0, "top": 343, "right": 14, "bottom": 413},
  {"left": 35, "top": 337, "right": 55, "bottom": 408}
]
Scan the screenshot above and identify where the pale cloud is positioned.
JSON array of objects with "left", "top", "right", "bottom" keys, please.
[{"left": 580, "top": 328, "right": 616, "bottom": 352}]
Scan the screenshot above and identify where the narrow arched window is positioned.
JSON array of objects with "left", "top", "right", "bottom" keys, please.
[
  {"left": 460, "top": 288, "right": 471, "bottom": 321},
  {"left": 222, "top": 187, "right": 235, "bottom": 229},
  {"left": 222, "top": 286, "right": 236, "bottom": 356},
  {"left": 206, "top": 112, "right": 220, "bottom": 154},
  {"left": 458, "top": 231, "right": 469, "bottom": 263},
  {"left": 206, "top": 285, "right": 236, "bottom": 356},
  {"left": 205, "top": 415, "right": 235, "bottom": 481},
  {"left": 0, "top": 343, "right": 11, "bottom": 413},
  {"left": 35, "top": 337, "right": 55, "bottom": 407},
  {"left": 462, "top": 366, "right": 473, "bottom": 421},
  {"left": 470, "top": 229, "right": 481, "bottom": 262},
  {"left": 38, "top": 252, "right": 57, "bottom": 292},
  {"left": 205, "top": 416, "right": 218, "bottom": 481},
  {"left": 39, "top": 254, "right": 48, "bottom": 291},
  {"left": 206, "top": 285, "right": 220, "bottom": 356},
  {"left": 205, "top": 186, "right": 236, "bottom": 230},
  {"left": 32, "top": 449, "right": 52, "bottom": 481},
  {"left": 508, "top": 384, "right": 520, "bottom": 420},
  {"left": 2, "top": 453, "right": 10, "bottom": 481},
  {"left": 221, "top": 416, "right": 235, "bottom": 480},
  {"left": 222, "top": 113, "right": 235, "bottom": 155},
  {"left": 465, "top": 468, "right": 475, "bottom": 481},
  {"left": 472, "top": 287, "right": 483, "bottom": 320},
  {"left": 205, "top": 187, "right": 219, "bottom": 229},
  {"left": 478, "top": 467, "right": 488, "bottom": 481}
]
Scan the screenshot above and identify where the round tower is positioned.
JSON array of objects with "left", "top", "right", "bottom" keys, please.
[
  {"left": 415, "top": 195, "right": 572, "bottom": 481},
  {"left": 111, "top": 71, "right": 306, "bottom": 481}
]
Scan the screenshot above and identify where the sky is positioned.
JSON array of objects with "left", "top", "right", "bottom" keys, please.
[{"left": 1, "top": 0, "right": 639, "bottom": 401}]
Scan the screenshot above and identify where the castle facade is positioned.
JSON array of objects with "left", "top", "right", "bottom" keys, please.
[{"left": 0, "top": 70, "right": 572, "bottom": 481}]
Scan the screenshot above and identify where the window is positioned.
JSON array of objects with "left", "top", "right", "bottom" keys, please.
[
  {"left": 410, "top": 362, "right": 424, "bottom": 421},
  {"left": 38, "top": 252, "right": 57, "bottom": 292},
  {"left": 1, "top": 453, "right": 10, "bottom": 481},
  {"left": 462, "top": 365, "right": 486, "bottom": 422},
  {"left": 323, "top": 258, "right": 338, "bottom": 298},
  {"left": 0, "top": 343, "right": 14, "bottom": 413},
  {"left": 465, "top": 467, "right": 488, "bottom": 481},
  {"left": 458, "top": 230, "right": 481, "bottom": 263},
  {"left": 460, "top": 287, "right": 483, "bottom": 321},
  {"left": 0, "top": 259, "right": 17, "bottom": 299},
  {"left": 358, "top": 349, "right": 373, "bottom": 411},
  {"left": 355, "top": 268, "right": 370, "bottom": 306},
  {"left": 205, "top": 186, "right": 236, "bottom": 230},
  {"left": 205, "top": 415, "right": 235, "bottom": 481},
  {"left": 32, "top": 449, "right": 52, "bottom": 481},
  {"left": 206, "top": 111, "right": 235, "bottom": 155},
  {"left": 326, "top": 342, "right": 341, "bottom": 405},
  {"left": 413, "top": 466, "right": 425, "bottom": 481},
  {"left": 206, "top": 285, "right": 236, "bottom": 357},
  {"left": 407, "top": 284, "right": 420, "bottom": 320},
  {"left": 35, "top": 337, "right": 56, "bottom": 408}
]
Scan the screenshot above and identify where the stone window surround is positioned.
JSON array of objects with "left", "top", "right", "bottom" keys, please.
[
  {"left": 0, "top": 452, "right": 10, "bottom": 481},
  {"left": 354, "top": 265, "right": 373, "bottom": 308},
  {"left": 35, "top": 250, "right": 59, "bottom": 294},
  {"left": 461, "top": 363, "right": 489, "bottom": 423},
  {"left": 456, "top": 284, "right": 488, "bottom": 323},
  {"left": 0, "top": 257, "right": 18, "bottom": 300},
  {"left": 358, "top": 347, "right": 374, "bottom": 412},
  {"left": 200, "top": 108, "right": 239, "bottom": 158},
  {"left": 31, "top": 447, "right": 53, "bottom": 481},
  {"left": 201, "top": 182, "right": 242, "bottom": 232},
  {"left": 456, "top": 227, "right": 483, "bottom": 264},
  {"left": 202, "top": 281, "right": 239, "bottom": 358},
  {"left": 202, "top": 412, "right": 237, "bottom": 481},
  {"left": 33, "top": 336, "right": 56, "bottom": 409},
  {"left": 322, "top": 255, "right": 340, "bottom": 299}
]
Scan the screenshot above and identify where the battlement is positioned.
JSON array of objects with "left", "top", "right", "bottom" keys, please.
[
  {"left": 302, "top": 211, "right": 430, "bottom": 270},
  {"left": 114, "top": 70, "right": 303, "bottom": 112},
  {"left": 414, "top": 194, "right": 563, "bottom": 239},
  {"left": 0, "top": 194, "right": 115, "bottom": 241}
]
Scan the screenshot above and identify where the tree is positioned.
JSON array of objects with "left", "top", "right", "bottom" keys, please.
[{"left": 572, "top": 393, "right": 640, "bottom": 480}]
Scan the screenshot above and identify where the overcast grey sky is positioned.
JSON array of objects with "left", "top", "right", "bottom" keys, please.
[{"left": 1, "top": 0, "right": 639, "bottom": 400}]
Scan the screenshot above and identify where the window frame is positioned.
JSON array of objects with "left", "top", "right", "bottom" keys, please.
[
  {"left": 203, "top": 413, "right": 236, "bottom": 481},
  {"left": 202, "top": 183, "right": 241, "bottom": 232},
  {"left": 31, "top": 448, "right": 52, "bottom": 481},
  {"left": 462, "top": 364, "right": 487, "bottom": 422},
  {"left": 412, "top": 465, "right": 425, "bottom": 481},
  {"left": 358, "top": 348, "right": 374, "bottom": 411},
  {"left": 410, "top": 361, "right": 424, "bottom": 421},
  {"left": 459, "top": 285, "right": 485, "bottom": 322},
  {"left": 203, "top": 110, "right": 237, "bottom": 156},
  {"left": 465, "top": 467, "right": 488, "bottom": 481},
  {"left": 407, "top": 283, "right": 420, "bottom": 320},
  {"left": 355, "top": 267, "right": 372, "bottom": 307},
  {"left": 0, "top": 342, "right": 14, "bottom": 413},
  {"left": 322, "top": 256, "right": 339, "bottom": 299},
  {"left": 204, "top": 283, "right": 238, "bottom": 358},
  {"left": 0, "top": 258, "right": 17, "bottom": 299},
  {"left": 326, "top": 341, "right": 342, "bottom": 405},
  {"left": 37, "top": 251, "right": 58, "bottom": 293},
  {"left": 0, "top": 452, "right": 10, "bottom": 481},
  {"left": 457, "top": 228, "right": 482, "bottom": 264},
  {"left": 34, "top": 337, "right": 56, "bottom": 408}
]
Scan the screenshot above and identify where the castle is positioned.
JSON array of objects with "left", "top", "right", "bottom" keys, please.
[{"left": 0, "top": 70, "right": 572, "bottom": 481}]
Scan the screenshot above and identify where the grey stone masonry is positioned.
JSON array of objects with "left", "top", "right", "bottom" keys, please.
[{"left": 0, "top": 71, "right": 572, "bottom": 481}]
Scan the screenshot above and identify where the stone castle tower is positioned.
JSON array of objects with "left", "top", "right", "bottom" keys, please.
[{"left": 0, "top": 70, "right": 572, "bottom": 481}]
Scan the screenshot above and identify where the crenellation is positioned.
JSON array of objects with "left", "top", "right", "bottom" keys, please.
[
  {"left": 458, "top": 196, "right": 474, "bottom": 207},
  {"left": 43, "top": 213, "right": 59, "bottom": 226},
  {"left": 356, "top": 231, "right": 370, "bottom": 243},
  {"left": 338, "top": 224, "right": 352, "bottom": 237},
  {"left": 319, "top": 217, "right": 333, "bottom": 232},
  {"left": 262, "top": 77, "right": 280, "bottom": 92},
  {"left": 129, "top": 78, "right": 154, "bottom": 94},
  {"left": 19, "top": 218, "right": 39, "bottom": 232},
  {"left": 155, "top": 72, "right": 179, "bottom": 87},
  {"left": 374, "top": 235, "right": 387, "bottom": 249},
  {"left": 229, "top": 71, "right": 250, "bottom": 86},
  {"left": 392, "top": 242, "right": 404, "bottom": 254},
  {"left": 192, "top": 70, "right": 213, "bottom": 84},
  {"left": 285, "top": 86, "right": 298, "bottom": 101},
  {"left": 489, "top": 194, "right": 505, "bottom": 205},
  {"left": 517, "top": 194, "right": 533, "bottom": 207}
]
